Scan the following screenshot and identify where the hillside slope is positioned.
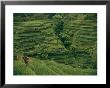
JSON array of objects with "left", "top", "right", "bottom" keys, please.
[
  {"left": 14, "top": 13, "right": 97, "bottom": 75},
  {"left": 14, "top": 58, "right": 96, "bottom": 75}
]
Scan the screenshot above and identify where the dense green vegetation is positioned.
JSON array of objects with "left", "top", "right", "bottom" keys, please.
[
  {"left": 14, "top": 13, "right": 97, "bottom": 75},
  {"left": 14, "top": 58, "right": 96, "bottom": 75}
]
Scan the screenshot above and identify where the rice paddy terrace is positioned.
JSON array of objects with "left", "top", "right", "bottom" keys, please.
[{"left": 14, "top": 14, "right": 97, "bottom": 75}]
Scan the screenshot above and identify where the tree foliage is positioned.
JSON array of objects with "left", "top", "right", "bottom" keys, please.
[{"left": 14, "top": 13, "right": 97, "bottom": 72}]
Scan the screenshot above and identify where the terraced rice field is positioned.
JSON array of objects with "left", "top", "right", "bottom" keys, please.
[{"left": 14, "top": 13, "right": 97, "bottom": 75}]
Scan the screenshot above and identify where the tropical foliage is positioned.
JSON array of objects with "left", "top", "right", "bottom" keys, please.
[{"left": 14, "top": 13, "right": 97, "bottom": 75}]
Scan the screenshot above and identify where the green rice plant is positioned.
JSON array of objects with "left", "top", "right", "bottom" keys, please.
[
  {"left": 28, "top": 59, "right": 57, "bottom": 75},
  {"left": 14, "top": 60, "right": 36, "bottom": 75}
]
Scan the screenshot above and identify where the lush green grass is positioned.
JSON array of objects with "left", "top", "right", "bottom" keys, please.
[
  {"left": 14, "top": 13, "right": 97, "bottom": 75},
  {"left": 14, "top": 58, "right": 96, "bottom": 75}
]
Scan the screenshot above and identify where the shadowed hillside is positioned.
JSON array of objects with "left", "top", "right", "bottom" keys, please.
[{"left": 14, "top": 13, "right": 97, "bottom": 75}]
